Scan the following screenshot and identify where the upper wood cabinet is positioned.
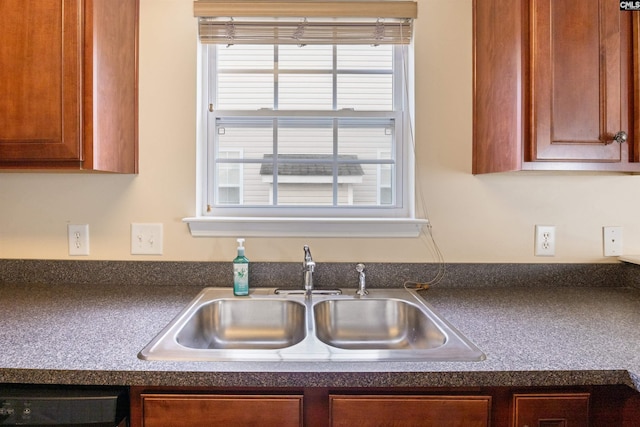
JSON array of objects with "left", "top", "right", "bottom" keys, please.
[
  {"left": 473, "top": 0, "right": 640, "bottom": 173},
  {"left": 0, "top": 0, "right": 138, "bottom": 173}
]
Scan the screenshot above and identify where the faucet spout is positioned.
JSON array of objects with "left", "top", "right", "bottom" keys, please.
[
  {"left": 274, "top": 246, "right": 340, "bottom": 296},
  {"left": 302, "top": 245, "right": 315, "bottom": 294}
]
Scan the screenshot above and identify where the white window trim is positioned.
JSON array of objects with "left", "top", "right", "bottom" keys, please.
[
  {"left": 183, "top": 40, "right": 426, "bottom": 237},
  {"left": 183, "top": 216, "right": 427, "bottom": 237}
]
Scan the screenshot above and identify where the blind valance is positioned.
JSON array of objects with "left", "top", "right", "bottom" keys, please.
[{"left": 194, "top": 1, "right": 416, "bottom": 45}]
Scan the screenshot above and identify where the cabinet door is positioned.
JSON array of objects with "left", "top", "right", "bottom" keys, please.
[
  {"left": 513, "top": 393, "right": 590, "bottom": 427},
  {"left": 0, "top": 0, "right": 82, "bottom": 161},
  {"left": 140, "top": 394, "right": 303, "bottom": 427},
  {"left": 329, "top": 395, "right": 491, "bottom": 427},
  {"left": 530, "top": 0, "right": 626, "bottom": 162}
]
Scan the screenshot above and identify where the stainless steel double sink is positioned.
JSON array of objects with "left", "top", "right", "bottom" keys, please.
[{"left": 138, "top": 287, "right": 485, "bottom": 362}]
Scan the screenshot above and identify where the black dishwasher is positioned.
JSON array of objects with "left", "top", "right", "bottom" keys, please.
[{"left": 0, "top": 386, "right": 127, "bottom": 426}]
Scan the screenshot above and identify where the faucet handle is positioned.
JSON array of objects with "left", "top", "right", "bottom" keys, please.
[
  {"left": 303, "top": 245, "right": 313, "bottom": 261},
  {"left": 303, "top": 245, "right": 315, "bottom": 271},
  {"left": 356, "top": 263, "right": 365, "bottom": 273}
]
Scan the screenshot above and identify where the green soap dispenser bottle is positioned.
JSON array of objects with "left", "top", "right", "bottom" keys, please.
[{"left": 233, "top": 238, "right": 249, "bottom": 296}]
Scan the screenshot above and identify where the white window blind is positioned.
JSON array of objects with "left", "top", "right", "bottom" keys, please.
[
  {"left": 194, "top": 1, "right": 416, "bottom": 45},
  {"left": 193, "top": 1, "right": 418, "bottom": 19}
]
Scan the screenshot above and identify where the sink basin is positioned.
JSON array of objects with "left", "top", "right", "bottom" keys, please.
[
  {"left": 138, "top": 288, "right": 309, "bottom": 361},
  {"left": 176, "top": 299, "right": 306, "bottom": 350},
  {"left": 313, "top": 299, "right": 446, "bottom": 350},
  {"left": 139, "top": 287, "right": 485, "bottom": 362}
]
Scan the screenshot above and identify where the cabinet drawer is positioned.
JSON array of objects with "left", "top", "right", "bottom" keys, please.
[
  {"left": 329, "top": 394, "right": 491, "bottom": 427},
  {"left": 513, "top": 393, "right": 590, "bottom": 427},
  {"left": 141, "top": 393, "right": 303, "bottom": 427}
]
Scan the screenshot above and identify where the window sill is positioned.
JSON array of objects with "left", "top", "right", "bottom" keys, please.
[{"left": 183, "top": 217, "right": 428, "bottom": 237}]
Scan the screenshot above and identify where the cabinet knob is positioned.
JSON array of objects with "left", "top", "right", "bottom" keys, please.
[{"left": 612, "top": 131, "right": 628, "bottom": 144}]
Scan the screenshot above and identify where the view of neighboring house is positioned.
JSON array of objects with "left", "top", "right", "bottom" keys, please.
[{"left": 217, "top": 123, "right": 394, "bottom": 206}]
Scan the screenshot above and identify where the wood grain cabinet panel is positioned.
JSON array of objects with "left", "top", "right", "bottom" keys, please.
[
  {"left": 513, "top": 393, "right": 590, "bottom": 427},
  {"left": 0, "top": 0, "right": 82, "bottom": 162},
  {"left": 472, "top": 0, "right": 524, "bottom": 174},
  {"left": 0, "top": 0, "right": 138, "bottom": 173},
  {"left": 473, "top": 0, "right": 640, "bottom": 172},
  {"left": 530, "top": 0, "right": 624, "bottom": 163},
  {"left": 129, "top": 386, "right": 640, "bottom": 427},
  {"left": 140, "top": 393, "right": 303, "bottom": 427},
  {"left": 329, "top": 395, "right": 491, "bottom": 427}
]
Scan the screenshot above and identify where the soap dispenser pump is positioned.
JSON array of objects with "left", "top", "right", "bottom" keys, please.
[{"left": 233, "top": 238, "right": 249, "bottom": 296}]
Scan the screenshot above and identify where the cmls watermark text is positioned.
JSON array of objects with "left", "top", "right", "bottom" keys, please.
[{"left": 621, "top": 1, "right": 640, "bottom": 10}]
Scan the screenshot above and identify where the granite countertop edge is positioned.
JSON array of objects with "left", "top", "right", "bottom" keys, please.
[{"left": 0, "top": 368, "right": 637, "bottom": 390}]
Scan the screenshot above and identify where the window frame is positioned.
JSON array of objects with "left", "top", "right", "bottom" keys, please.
[
  {"left": 184, "top": 41, "right": 426, "bottom": 237},
  {"left": 377, "top": 150, "right": 393, "bottom": 206}
]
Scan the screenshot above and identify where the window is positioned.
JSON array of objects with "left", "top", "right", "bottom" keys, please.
[
  {"left": 211, "top": 44, "right": 398, "bottom": 209},
  {"left": 216, "top": 149, "right": 243, "bottom": 205},
  {"left": 185, "top": 1, "right": 425, "bottom": 237}
]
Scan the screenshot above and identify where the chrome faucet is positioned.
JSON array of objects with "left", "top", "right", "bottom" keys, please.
[
  {"left": 355, "top": 263, "right": 368, "bottom": 296},
  {"left": 273, "top": 246, "right": 340, "bottom": 296},
  {"left": 303, "top": 245, "right": 315, "bottom": 294}
]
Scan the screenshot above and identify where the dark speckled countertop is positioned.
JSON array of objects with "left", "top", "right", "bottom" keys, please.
[{"left": 1, "top": 276, "right": 640, "bottom": 391}]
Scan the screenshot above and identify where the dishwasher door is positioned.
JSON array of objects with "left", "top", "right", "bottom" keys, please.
[{"left": 0, "top": 386, "right": 127, "bottom": 426}]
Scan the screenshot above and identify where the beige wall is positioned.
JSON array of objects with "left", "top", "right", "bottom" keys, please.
[{"left": 2, "top": 0, "right": 640, "bottom": 263}]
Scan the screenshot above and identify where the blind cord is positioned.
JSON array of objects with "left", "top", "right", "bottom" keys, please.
[{"left": 400, "top": 31, "right": 446, "bottom": 290}]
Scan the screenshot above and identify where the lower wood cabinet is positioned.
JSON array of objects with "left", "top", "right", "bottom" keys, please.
[
  {"left": 129, "top": 385, "right": 640, "bottom": 427},
  {"left": 139, "top": 393, "right": 303, "bottom": 427},
  {"left": 513, "top": 393, "right": 590, "bottom": 427},
  {"left": 329, "top": 395, "right": 490, "bottom": 427}
]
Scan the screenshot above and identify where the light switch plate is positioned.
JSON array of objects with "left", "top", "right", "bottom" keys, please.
[{"left": 131, "top": 223, "right": 163, "bottom": 255}]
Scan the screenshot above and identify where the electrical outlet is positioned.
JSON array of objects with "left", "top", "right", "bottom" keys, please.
[
  {"left": 131, "top": 223, "right": 163, "bottom": 255},
  {"left": 535, "top": 225, "right": 555, "bottom": 256},
  {"left": 603, "top": 226, "right": 623, "bottom": 256},
  {"left": 68, "top": 224, "right": 90, "bottom": 256}
]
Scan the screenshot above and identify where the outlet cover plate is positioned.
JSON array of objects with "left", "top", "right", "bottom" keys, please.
[
  {"left": 535, "top": 225, "right": 556, "bottom": 257},
  {"left": 68, "top": 224, "right": 90, "bottom": 256}
]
